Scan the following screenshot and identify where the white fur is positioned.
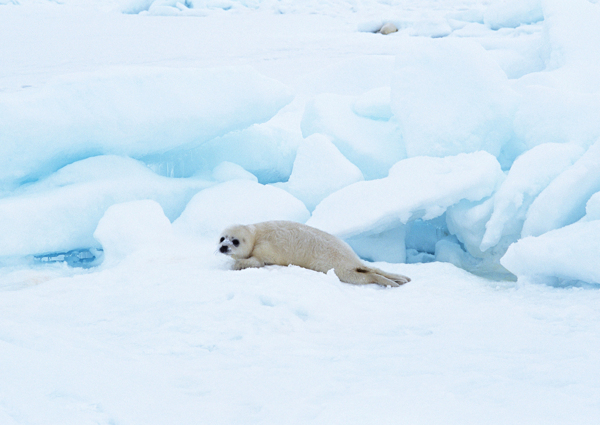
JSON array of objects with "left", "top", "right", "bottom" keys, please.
[{"left": 218, "top": 220, "right": 410, "bottom": 287}]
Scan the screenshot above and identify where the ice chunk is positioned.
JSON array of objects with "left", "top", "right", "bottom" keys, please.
[
  {"left": 301, "top": 92, "right": 405, "bottom": 179},
  {"left": 144, "top": 122, "right": 301, "bottom": 184},
  {"left": 307, "top": 151, "right": 503, "bottom": 240},
  {"left": 582, "top": 192, "right": 600, "bottom": 222},
  {"left": 391, "top": 37, "right": 518, "bottom": 159},
  {"left": 0, "top": 156, "right": 210, "bottom": 257},
  {"left": 483, "top": 0, "right": 543, "bottom": 30},
  {"left": 522, "top": 139, "right": 600, "bottom": 237},
  {"left": 541, "top": 0, "right": 600, "bottom": 74},
  {"left": 513, "top": 85, "right": 600, "bottom": 150},
  {"left": 446, "top": 197, "right": 495, "bottom": 259},
  {"left": 501, "top": 220, "right": 600, "bottom": 286},
  {"left": 346, "top": 227, "right": 406, "bottom": 264},
  {"left": 480, "top": 143, "right": 585, "bottom": 252},
  {"left": 352, "top": 87, "right": 393, "bottom": 121},
  {"left": 298, "top": 56, "right": 395, "bottom": 96},
  {"left": 273, "top": 134, "right": 364, "bottom": 211},
  {"left": 511, "top": 0, "right": 600, "bottom": 150},
  {"left": 212, "top": 162, "right": 258, "bottom": 183},
  {"left": 94, "top": 200, "right": 174, "bottom": 267},
  {"left": 0, "top": 65, "right": 293, "bottom": 189},
  {"left": 172, "top": 180, "right": 310, "bottom": 238}
]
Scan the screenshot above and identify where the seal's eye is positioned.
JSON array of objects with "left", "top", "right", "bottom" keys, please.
[
  {"left": 219, "top": 237, "right": 225, "bottom": 243},
  {"left": 232, "top": 239, "right": 240, "bottom": 247}
]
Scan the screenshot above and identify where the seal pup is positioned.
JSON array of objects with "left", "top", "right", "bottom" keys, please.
[{"left": 218, "top": 220, "right": 410, "bottom": 287}]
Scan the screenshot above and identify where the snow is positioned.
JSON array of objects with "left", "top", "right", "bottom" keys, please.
[
  {"left": 93, "top": 199, "right": 176, "bottom": 267},
  {"left": 301, "top": 91, "right": 404, "bottom": 180},
  {"left": 0, "top": 155, "right": 210, "bottom": 257},
  {"left": 391, "top": 37, "right": 518, "bottom": 160},
  {"left": 483, "top": 0, "right": 543, "bottom": 30},
  {"left": 0, "top": 66, "right": 292, "bottom": 190},
  {"left": 211, "top": 161, "right": 259, "bottom": 183},
  {"left": 522, "top": 139, "right": 600, "bottom": 237},
  {"left": 480, "top": 142, "right": 585, "bottom": 252},
  {"left": 582, "top": 191, "right": 600, "bottom": 222},
  {"left": 502, "top": 220, "right": 600, "bottom": 286},
  {"left": 308, "top": 151, "right": 503, "bottom": 238},
  {"left": 172, "top": 180, "right": 310, "bottom": 238},
  {"left": 273, "top": 133, "right": 364, "bottom": 211},
  {"left": 2, "top": 0, "right": 600, "bottom": 422}
]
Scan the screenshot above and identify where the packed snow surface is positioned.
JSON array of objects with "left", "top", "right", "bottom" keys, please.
[{"left": 2, "top": 0, "right": 600, "bottom": 423}]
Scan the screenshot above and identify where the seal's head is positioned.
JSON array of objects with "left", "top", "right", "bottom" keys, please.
[{"left": 218, "top": 224, "right": 255, "bottom": 259}]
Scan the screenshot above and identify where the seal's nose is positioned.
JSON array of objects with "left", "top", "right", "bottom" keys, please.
[{"left": 219, "top": 245, "right": 229, "bottom": 254}]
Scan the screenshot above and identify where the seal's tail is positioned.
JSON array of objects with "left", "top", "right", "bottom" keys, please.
[
  {"left": 365, "top": 267, "right": 410, "bottom": 286},
  {"left": 334, "top": 266, "right": 410, "bottom": 287}
]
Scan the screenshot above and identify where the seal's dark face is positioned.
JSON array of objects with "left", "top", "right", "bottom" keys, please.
[{"left": 218, "top": 234, "right": 240, "bottom": 256}]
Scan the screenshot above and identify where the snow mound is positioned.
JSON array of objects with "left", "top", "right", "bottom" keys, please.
[
  {"left": 512, "top": 0, "right": 600, "bottom": 150},
  {"left": 391, "top": 37, "right": 518, "bottom": 160},
  {"left": 480, "top": 143, "right": 585, "bottom": 252},
  {"left": 212, "top": 162, "right": 258, "bottom": 183},
  {"left": 172, "top": 180, "right": 310, "bottom": 238},
  {"left": 483, "top": 0, "right": 543, "bottom": 30},
  {"left": 0, "top": 156, "right": 210, "bottom": 258},
  {"left": 0, "top": 65, "right": 293, "bottom": 189},
  {"left": 94, "top": 200, "right": 174, "bottom": 267},
  {"left": 522, "top": 139, "right": 600, "bottom": 237},
  {"left": 273, "top": 134, "right": 364, "bottom": 211},
  {"left": 144, "top": 121, "right": 301, "bottom": 184},
  {"left": 307, "top": 151, "right": 503, "bottom": 239},
  {"left": 501, "top": 220, "right": 600, "bottom": 286},
  {"left": 301, "top": 92, "right": 404, "bottom": 179},
  {"left": 582, "top": 192, "right": 600, "bottom": 222},
  {"left": 298, "top": 56, "right": 395, "bottom": 97},
  {"left": 352, "top": 87, "right": 393, "bottom": 121}
]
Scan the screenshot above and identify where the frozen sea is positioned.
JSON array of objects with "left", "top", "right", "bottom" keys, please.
[{"left": 1, "top": 0, "right": 600, "bottom": 423}]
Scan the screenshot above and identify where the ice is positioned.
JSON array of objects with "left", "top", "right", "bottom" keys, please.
[
  {"left": 502, "top": 220, "right": 600, "bottom": 286},
  {"left": 582, "top": 192, "right": 600, "bottom": 222},
  {"left": 0, "top": 156, "right": 210, "bottom": 258},
  {"left": 144, "top": 120, "right": 301, "bottom": 183},
  {"left": 301, "top": 91, "right": 405, "bottom": 179},
  {"left": 512, "top": 0, "right": 600, "bottom": 149},
  {"left": 480, "top": 143, "right": 585, "bottom": 252},
  {"left": 513, "top": 85, "right": 600, "bottom": 150},
  {"left": 483, "top": 0, "right": 543, "bottom": 30},
  {"left": 446, "top": 197, "right": 495, "bottom": 258},
  {"left": 0, "top": 65, "right": 292, "bottom": 190},
  {"left": 297, "top": 56, "right": 395, "bottom": 97},
  {"left": 273, "top": 134, "right": 364, "bottom": 211},
  {"left": 94, "top": 200, "right": 175, "bottom": 267},
  {"left": 212, "top": 161, "right": 258, "bottom": 183},
  {"left": 391, "top": 37, "right": 519, "bottom": 160},
  {"left": 307, "top": 151, "right": 503, "bottom": 257},
  {"left": 352, "top": 87, "right": 393, "bottom": 121},
  {"left": 522, "top": 139, "right": 600, "bottom": 237},
  {"left": 172, "top": 180, "right": 310, "bottom": 239}
]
